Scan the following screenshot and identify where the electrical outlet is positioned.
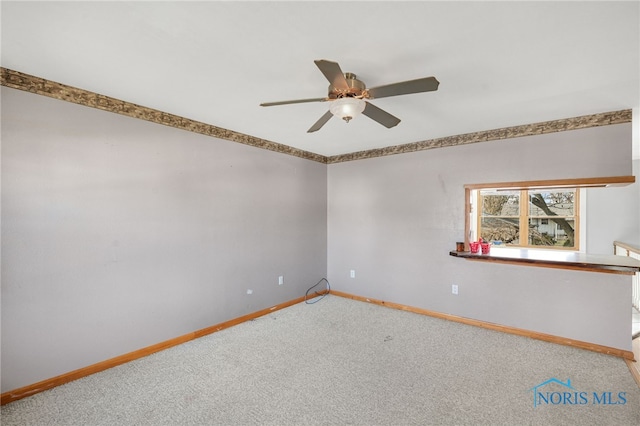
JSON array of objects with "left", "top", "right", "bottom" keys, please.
[
  {"left": 278, "top": 276, "right": 284, "bottom": 285},
  {"left": 452, "top": 284, "right": 459, "bottom": 295},
  {"left": 246, "top": 289, "right": 253, "bottom": 295},
  {"left": 350, "top": 269, "right": 356, "bottom": 278}
]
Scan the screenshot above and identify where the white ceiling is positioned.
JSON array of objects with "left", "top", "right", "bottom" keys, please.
[{"left": 2, "top": 1, "right": 639, "bottom": 157}]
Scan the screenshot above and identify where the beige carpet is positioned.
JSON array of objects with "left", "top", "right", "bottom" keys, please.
[{"left": 2, "top": 295, "right": 639, "bottom": 425}]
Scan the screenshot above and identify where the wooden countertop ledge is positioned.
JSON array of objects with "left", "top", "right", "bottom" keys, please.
[{"left": 449, "top": 247, "right": 640, "bottom": 275}]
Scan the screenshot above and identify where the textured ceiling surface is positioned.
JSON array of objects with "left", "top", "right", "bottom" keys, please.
[{"left": 2, "top": 1, "right": 639, "bottom": 157}]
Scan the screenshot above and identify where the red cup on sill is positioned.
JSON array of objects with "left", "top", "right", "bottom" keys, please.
[
  {"left": 481, "top": 242, "right": 491, "bottom": 254},
  {"left": 469, "top": 241, "right": 480, "bottom": 253}
]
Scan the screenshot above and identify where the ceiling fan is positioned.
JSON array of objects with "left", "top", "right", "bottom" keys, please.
[{"left": 260, "top": 59, "right": 439, "bottom": 133}]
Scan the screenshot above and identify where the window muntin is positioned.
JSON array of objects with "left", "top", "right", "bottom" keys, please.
[{"left": 477, "top": 188, "right": 578, "bottom": 250}]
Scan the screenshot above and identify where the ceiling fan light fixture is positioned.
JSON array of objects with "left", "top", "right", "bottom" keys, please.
[{"left": 329, "top": 97, "right": 366, "bottom": 123}]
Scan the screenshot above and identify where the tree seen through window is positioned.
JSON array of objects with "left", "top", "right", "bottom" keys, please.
[{"left": 478, "top": 189, "right": 577, "bottom": 249}]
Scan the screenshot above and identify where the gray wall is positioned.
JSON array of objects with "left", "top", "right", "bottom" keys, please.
[
  {"left": 586, "top": 158, "right": 640, "bottom": 252},
  {"left": 328, "top": 123, "right": 634, "bottom": 351},
  {"left": 1, "top": 87, "right": 327, "bottom": 392}
]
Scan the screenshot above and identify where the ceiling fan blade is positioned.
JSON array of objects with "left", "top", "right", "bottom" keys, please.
[
  {"left": 362, "top": 102, "right": 401, "bottom": 128},
  {"left": 367, "top": 76, "right": 439, "bottom": 99},
  {"left": 260, "top": 97, "right": 327, "bottom": 107},
  {"left": 307, "top": 110, "right": 333, "bottom": 133},
  {"left": 314, "top": 60, "right": 349, "bottom": 91}
]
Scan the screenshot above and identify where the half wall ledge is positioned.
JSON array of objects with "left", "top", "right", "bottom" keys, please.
[{"left": 449, "top": 248, "right": 640, "bottom": 275}]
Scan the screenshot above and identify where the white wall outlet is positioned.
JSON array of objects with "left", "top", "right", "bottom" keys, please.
[
  {"left": 452, "top": 284, "right": 459, "bottom": 295},
  {"left": 278, "top": 276, "right": 284, "bottom": 285},
  {"left": 246, "top": 289, "right": 253, "bottom": 295},
  {"left": 350, "top": 269, "right": 356, "bottom": 278}
]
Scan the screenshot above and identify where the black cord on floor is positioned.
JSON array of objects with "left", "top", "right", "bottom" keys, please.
[{"left": 305, "top": 278, "right": 330, "bottom": 304}]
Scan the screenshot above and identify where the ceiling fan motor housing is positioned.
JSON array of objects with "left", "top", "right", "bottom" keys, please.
[{"left": 329, "top": 73, "right": 366, "bottom": 99}]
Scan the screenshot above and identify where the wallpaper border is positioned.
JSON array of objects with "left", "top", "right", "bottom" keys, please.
[{"left": 2, "top": 67, "right": 631, "bottom": 165}]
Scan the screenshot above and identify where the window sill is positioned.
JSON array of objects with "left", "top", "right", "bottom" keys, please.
[{"left": 449, "top": 247, "right": 640, "bottom": 275}]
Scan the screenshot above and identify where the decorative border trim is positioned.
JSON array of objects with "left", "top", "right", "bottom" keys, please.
[
  {"left": 330, "top": 290, "right": 635, "bottom": 361},
  {"left": 0, "top": 68, "right": 328, "bottom": 164},
  {"left": 1, "top": 67, "right": 631, "bottom": 165},
  {"left": 0, "top": 295, "right": 307, "bottom": 406},
  {"left": 327, "top": 109, "right": 632, "bottom": 163}
]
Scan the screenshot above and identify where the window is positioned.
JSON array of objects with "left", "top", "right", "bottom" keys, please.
[
  {"left": 463, "top": 176, "right": 635, "bottom": 254},
  {"left": 475, "top": 188, "right": 579, "bottom": 250}
]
